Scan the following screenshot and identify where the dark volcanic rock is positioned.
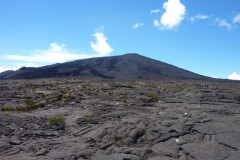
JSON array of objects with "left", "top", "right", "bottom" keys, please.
[
  {"left": 0, "top": 53, "right": 209, "bottom": 80},
  {"left": 0, "top": 70, "right": 14, "bottom": 79},
  {"left": 0, "top": 79, "right": 240, "bottom": 160}
]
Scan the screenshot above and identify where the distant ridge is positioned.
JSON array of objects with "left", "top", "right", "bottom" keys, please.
[{"left": 0, "top": 53, "right": 210, "bottom": 80}]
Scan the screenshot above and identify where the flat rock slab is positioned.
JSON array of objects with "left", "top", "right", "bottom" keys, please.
[
  {"left": 226, "top": 151, "right": 240, "bottom": 160},
  {"left": 182, "top": 141, "right": 231, "bottom": 160},
  {"left": 216, "top": 132, "right": 240, "bottom": 150},
  {"left": 147, "top": 157, "right": 178, "bottom": 160},
  {"left": 92, "top": 153, "right": 140, "bottom": 160},
  {"left": 152, "top": 139, "right": 180, "bottom": 157}
]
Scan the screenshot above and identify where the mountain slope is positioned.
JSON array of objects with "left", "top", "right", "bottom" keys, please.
[
  {"left": 0, "top": 53, "right": 209, "bottom": 80},
  {"left": 0, "top": 70, "right": 14, "bottom": 79}
]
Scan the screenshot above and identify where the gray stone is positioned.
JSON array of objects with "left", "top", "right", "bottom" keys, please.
[
  {"left": 35, "top": 148, "right": 48, "bottom": 156},
  {"left": 182, "top": 141, "right": 230, "bottom": 160},
  {"left": 92, "top": 153, "right": 140, "bottom": 160}
]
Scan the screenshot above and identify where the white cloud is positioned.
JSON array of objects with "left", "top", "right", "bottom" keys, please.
[
  {"left": 12, "top": 63, "right": 40, "bottom": 71},
  {"left": 228, "top": 72, "right": 240, "bottom": 80},
  {"left": 233, "top": 14, "right": 240, "bottom": 24},
  {"left": 90, "top": 32, "right": 113, "bottom": 56},
  {"left": 215, "top": 18, "right": 232, "bottom": 30},
  {"left": 151, "top": 9, "right": 161, "bottom": 14},
  {"left": 132, "top": 23, "right": 144, "bottom": 29},
  {"left": 6, "top": 31, "right": 113, "bottom": 64},
  {"left": 94, "top": 25, "right": 105, "bottom": 32},
  {"left": 190, "top": 14, "right": 209, "bottom": 23},
  {"left": 0, "top": 66, "right": 9, "bottom": 73},
  {"left": 16, "top": 63, "right": 39, "bottom": 67},
  {"left": 211, "top": 76, "right": 218, "bottom": 79},
  {"left": 155, "top": 0, "right": 186, "bottom": 30},
  {"left": 6, "top": 43, "right": 90, "bottom": 63},
  {"left": 153, "top": 19, "right": 160, "bottom": 27}
]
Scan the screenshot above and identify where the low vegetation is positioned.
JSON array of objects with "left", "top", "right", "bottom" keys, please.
[
  {"left": 1, "top": 107, "right": 15, "bottom": 111},
  {"left": 147, "top": 93, "right": 159, "bottom": 102},
  {"left": 49, "top": 117, "right": 66, "bottom": 126},
  {"left": 48, "top": 117, "right": 66, "bottom": 130},
  {"left": 122, "top": 99, "right": 128, "bottom": 103},
  {"left": 1, "top": 103, "right": 46, "bottom": 112},
  {"left": 86, "top": 115, "right": 92, "bottom": 120},
  {"left": 3, "top": 113, "right": 10, "bottom": 116}
]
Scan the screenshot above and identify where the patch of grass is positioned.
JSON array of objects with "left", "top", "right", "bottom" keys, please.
[
  {"left": 176, "top": 88, "right": 183, "bottom": 92},
  {"left": 55, "top": 103, "right": 61, "bottom": 107},
  {"left": 1, "top": 107, "right": 15, "bottom": 111},
  {"left": 3, "top": 113, "right": 9, "bottom": 116},
  {"left": 122, "top": 99, "right": 128, "bottom": 103},
  {"left": 17, "top": 86, "right": 22, "bottom": 91},
  {"left": 86, "top": 115, "right": 92, "bottom": 120},
  {"left": 11, "top": 92, "right": 17, "bottom": 97},
  {"left": 127, "top": 85, "right": 135, "bottom": 90},
  {"left": 63, "top": 95, "right": 72, "bottom": 99},
  {"left": 1, "top": 103, "right": 46, "bottom": 112},
  {"left": 81, "top": 85, "right": 87, "bottom": 90},
  {"left": 16, "top": 103, "right": 46, "bottom": 111},
  {"left": 143, "top": 136, "right": 148, "bottom": 141},
  {"left": 61, "top": 90, "right": 67, "bottom": 94},
  {"left": 25, "top": 98, "right": 34, "bottom": 105},
  {"left": 101, "top": 89, "right": 107, "bottom": 93},
  {"left": 49, "top": 117, "right": 66, "bottom": 126},
  {"left": 86, "top": 92, "right": 92, "bottom": 96},
  {"left": 147, "top": 94, "right": 159, "bottom": 102},
  {"left": 195, "top": 84, "right": 201, "bottom": 88}
]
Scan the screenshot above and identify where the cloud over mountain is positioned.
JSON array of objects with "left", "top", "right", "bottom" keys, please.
[
  {"left": 6, "top": 31, "right": 113, "bottom": 64},
  {"left": 228, "top": 72, "right": 240, "bottom": 80},
  {"left": 0, "top": 66, "right": 9, "bottom": 73},
  {"left": 154, "top": 0, "right": 186, "bottom": 30}
]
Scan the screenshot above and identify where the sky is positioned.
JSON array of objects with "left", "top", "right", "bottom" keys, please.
[{"left": 0, "top": 0, "right": 240, "bottom": 80}]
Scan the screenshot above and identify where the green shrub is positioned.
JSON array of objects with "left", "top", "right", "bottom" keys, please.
[
  {"left": 49, "top": 117, "right": 66, "bottom": 126},
  {"left": 49, "top": 117, "right": 66, "bottom": 130},
  {"left": 147, "top": 94, "right": 159, "bottom": 102},
  {"left": 1, "top": 107, "right": 15, "bottom": 111},
  {"left": 11, "top": 92, "right": 17, "bottom": 97},
  {"left": 61, "top": 90, "right": 67, "bottom": 94},
  {"left": 25, "top": 98, "right": 34, "bottom": 105},
  {"left": 63, "top": 95, "right": 72, "bottom": 99},
  {"left": 143, "top": 136, "right": 148, "bottom": 141},
  {"left": 122, "top": 99, "right": 128, "bottom": 103},
  {"left": 176, "top": 88, "right": 183, "bottom": 92},
  {"left": 3, "top": 113, "right": 10, "bottom": 116},
  {"left": 16, "top": 103, "right": 46, "bottom": 111},
  {"left": 101, "top": 89, "right": 107, "bottom": 93},
  {"left": 82, "top": 85, "right": 87, "bottom": 90},
  {"left": 86, "top": 115, "right": 92, "bottom": 120}
]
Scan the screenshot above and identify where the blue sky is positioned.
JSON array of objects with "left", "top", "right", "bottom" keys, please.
[{"left": 0, "top": 0, "right": 240, "bottom": 80}]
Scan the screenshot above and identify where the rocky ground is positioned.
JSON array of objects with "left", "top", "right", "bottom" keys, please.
[{"left": 0, "top": 79, "right": 240, "bottom": 160}]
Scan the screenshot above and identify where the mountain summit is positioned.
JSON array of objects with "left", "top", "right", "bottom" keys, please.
[{"left": 0, "top": 53, "right": 209, "bottom": 80}]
